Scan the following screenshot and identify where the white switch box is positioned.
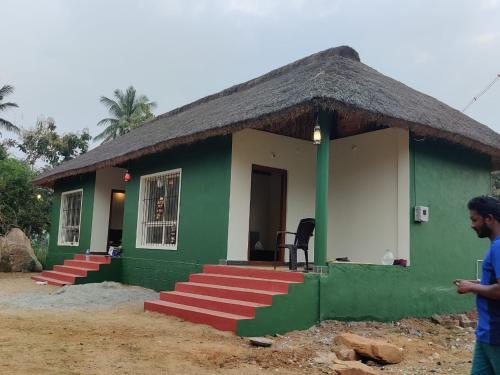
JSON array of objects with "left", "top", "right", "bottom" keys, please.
[{"left": 414, "top": 206, "right": 429, "bottom": 222}]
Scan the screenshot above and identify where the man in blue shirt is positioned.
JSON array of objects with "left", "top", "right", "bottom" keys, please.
[{"left": 455, "top": 196, "right": 500, "bottom": 374}]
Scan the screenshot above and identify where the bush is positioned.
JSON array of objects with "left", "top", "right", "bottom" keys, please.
[{"left": 32, "top": 240, "right": 49, "bottom": 270}]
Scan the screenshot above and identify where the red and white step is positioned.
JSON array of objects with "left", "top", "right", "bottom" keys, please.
[
  {"left": 31, "top": 254, "right": 111, "bottom": 286},
  {"left": 144, "top": 265, "right": 304, "bottom": 333}
]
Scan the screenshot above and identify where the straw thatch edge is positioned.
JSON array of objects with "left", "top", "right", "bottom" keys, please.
[{"left": 34, "top": 98, "right": 499, "bottom": 187}]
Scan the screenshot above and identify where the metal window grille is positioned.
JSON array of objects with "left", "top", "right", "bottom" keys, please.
[
  {"left": 139, "top": 170, "right": 181, "bottom": 248},
  {"left": 59, "top": 190, "right": 82, "bottom": 245}
]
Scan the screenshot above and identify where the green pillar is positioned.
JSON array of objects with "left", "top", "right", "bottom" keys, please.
[{"left": 314, "top": 110, "right": 334, "bottom": 266}]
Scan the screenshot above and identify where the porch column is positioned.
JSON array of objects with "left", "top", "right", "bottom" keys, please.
[{"left": 314, "top": 110, "right": 334, "bottom": 266}]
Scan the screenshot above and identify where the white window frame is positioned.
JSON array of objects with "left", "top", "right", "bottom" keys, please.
[
  {"left": 57, "top": 188, "right": 83, "bottom": 246},
  {"left": 136, "top": 169, "right": 182, "bottom": 250}
]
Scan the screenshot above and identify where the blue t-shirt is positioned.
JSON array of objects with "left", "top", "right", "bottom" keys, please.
[{"left": 477, "top": 237, "right": 500, "bottom": 345}]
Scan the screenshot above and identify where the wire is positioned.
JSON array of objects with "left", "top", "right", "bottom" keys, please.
[{"left": 462, "top": 74, "right": 500, "bottom": 112}]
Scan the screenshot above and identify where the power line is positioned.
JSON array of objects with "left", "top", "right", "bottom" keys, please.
[{"left": 462, "top": 74, "right": 500, "bottom": 112}]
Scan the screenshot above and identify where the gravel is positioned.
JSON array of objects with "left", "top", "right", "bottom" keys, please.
[{"left": 0, "top": 282, "right": 159, "bottom": 310}]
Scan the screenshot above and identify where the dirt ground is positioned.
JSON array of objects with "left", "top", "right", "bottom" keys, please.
[{"left": 0, "top": 273, "right": 475, "bottom": 374}]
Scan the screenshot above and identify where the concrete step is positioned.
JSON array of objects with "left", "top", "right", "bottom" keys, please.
[
  {"left": 189, "top": 273, "right": 294, "bottom": 293},
  {"left": 53, "top": 265, "right": 89, "bottom": 277},
  {"left": 31, "top": 275, "right": 70, "bottom": 286},
  {"left": 203, "top": 265, "right": 304, "bottom": 282},
  {"left": 64, "top": 259, "right": 101, "bottom": 270},
  {"left": 41, "top": 270, "right": 77, "bottom": 283},
  {"left": 144, "top": 300, "right": 251, "bottom": 332},
  {"left": 175, "top": 282, "right": 282, "bottom": 304},
  {"left": 160, "top": 291, "right": 268, "bottom": 317},
  {"left": 74, "top": 254, "right": 111, "bottom": 263}
]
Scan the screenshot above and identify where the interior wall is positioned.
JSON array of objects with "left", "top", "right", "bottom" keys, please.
[
  {"left": 109, "top": 192, "right": 125, "bottom": 230},
  {"left": 328, "top": 128, "right": 410, "bottom": 264},
  {"left": 228, "top": 129, "right": 316, "bottom": 261},
  {"left": 89, "top": 167, "right": 126, "bottom": 253}
]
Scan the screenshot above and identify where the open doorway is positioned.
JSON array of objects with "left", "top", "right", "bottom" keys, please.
[
  {"left": 107, "top": 190, "right": 125, "bottom": 250},
  {"left": 248, "top": 165, "right": 287, "bottom": 263}
]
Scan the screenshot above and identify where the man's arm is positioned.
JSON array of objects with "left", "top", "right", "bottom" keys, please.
[
  {"left": 457, "top": 279, "right": 500, "bottom": 299},
  {"left": 454, "top": 279, "right": 480, "bottom": 285}
]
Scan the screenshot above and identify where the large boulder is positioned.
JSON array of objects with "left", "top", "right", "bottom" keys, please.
[
  {"left": 335, "top": 333, "right": 402, "bottom": 364},
  {"left": 0, "top": 228, "right": 43, "bottom": 272}
]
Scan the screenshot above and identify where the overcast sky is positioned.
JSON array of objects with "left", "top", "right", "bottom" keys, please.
[{"left": 1, "top": 0, "right": 499, "bottom": 144}]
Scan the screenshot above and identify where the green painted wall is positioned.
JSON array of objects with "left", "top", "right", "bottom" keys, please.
[
  {"left": 119, "top": 136, "right": 232, "bottom": 291},
  {"left": 47, "top": 173, "right": 96, "bottom": 269},
  {"left": 320, "top": 137, "right": 492, "bottom": 321},
  {"left": 237, "top": 274, "right": 320, "bottom": 336}
]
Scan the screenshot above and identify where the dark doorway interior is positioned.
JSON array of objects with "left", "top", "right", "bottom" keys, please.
[
  {"left": 248, "top": 165, "right": 287, "bottom": 263},
  {"left": 107, "top": 190, "right": 125, "bottom": 249}
]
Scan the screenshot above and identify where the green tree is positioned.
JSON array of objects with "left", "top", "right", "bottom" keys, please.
[
  {"left": 16, "top": 116, "right": 91, "bottom": 168},
  {"left": 0, "top": 84, "right": 20, "bottom": 135},
  {"left": 0, "top": 155, "right": 51, "bottom": 237},
  {"left": 492, "top": 171, "right": 500, "bottom": 198},
  {"left": 95, "top": 86, "right": 156, "bottom": 143}
]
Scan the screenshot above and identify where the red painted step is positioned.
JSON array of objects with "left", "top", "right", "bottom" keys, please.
[
  {"left": 74, "top": 254, "right": 111, "bottom": 263},
  {"left": 31, "top": 275, "right": 68, "bottom": 286},
  {"left": 31, "top": 253, "right": 112, "bottom": 286},
  {"left": 175, "top": 282, "right": 281, "bottom": 305},
  {"left": 40, "top": 270, "right": 77, "bottom": 283},
  {"left": 189, "top": 273, "right": 294, "bottom": 293},
  {"left": 63, "top": 259, "right": 101, "bottom": 270},
  {"left": 145, "top": 265, "right": 307, "bottom": 333},
  {"left": 144, "top": 300, "right": 251, "bottom": 332},
  {"left": 203, "top": 265, "right": 304, "bottom": 282},
  {"left": 160, "top": 291, "right": 268, "bottom": 317},
  {"left": 53, "top": 265, "right": 89, "bottom": 277}
]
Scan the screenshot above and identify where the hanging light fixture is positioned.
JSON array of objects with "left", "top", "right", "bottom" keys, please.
[
  {"left": 124, "top": 170, "right": 132, "bottom": 182},
  {"left": 313, "top": 114, "right": 321, "bottom": 145}
]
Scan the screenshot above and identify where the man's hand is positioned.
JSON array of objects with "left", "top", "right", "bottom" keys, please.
[{"left": 455, "top": 280, "right": 476, "bottom": 294}]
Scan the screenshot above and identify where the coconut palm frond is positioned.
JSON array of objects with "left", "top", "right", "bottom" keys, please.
[
  {"left": 96, "top": 86, "right": 156, "bottom": 143},
  {"left": 0, "top": 85, "right": 15, "bottom": 97},
  {"left": 0, "top": 118, "right": 20, "bottom": 134}
]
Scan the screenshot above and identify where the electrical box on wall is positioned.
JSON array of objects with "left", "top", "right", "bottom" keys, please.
[{"left": 414, "top": 206, "right": 429, "bottom": 222}]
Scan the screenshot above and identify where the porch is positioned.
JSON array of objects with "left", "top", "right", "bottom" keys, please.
[{"left": 226, "top": 121, "right": 410, "bottom": 268}]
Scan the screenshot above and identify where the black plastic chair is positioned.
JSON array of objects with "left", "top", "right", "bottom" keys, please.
[{"left": 274, "top": 218, "right": 315, "bottom": 272}]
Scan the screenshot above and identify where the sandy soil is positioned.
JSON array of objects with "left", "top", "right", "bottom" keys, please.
[{"left": 0, "top": 273, "right": 474, "bottom": 374}]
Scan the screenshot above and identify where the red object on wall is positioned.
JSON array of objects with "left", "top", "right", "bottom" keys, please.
[{"left": 124, "top": 171, "right": 131, "bottom": 182}]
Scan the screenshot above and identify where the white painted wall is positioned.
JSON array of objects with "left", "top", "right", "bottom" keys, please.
[
  {"left": 328, "top": 128, "right": 410, "bottom": 264},
  {"left": 227, "top": 129, "right": 317, "bottom": 261},
  {"left": 90, "top": 167, "right": 126, "bottom": 253}
]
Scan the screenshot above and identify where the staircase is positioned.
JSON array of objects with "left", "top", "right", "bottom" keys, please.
[
  {"left": 144, "top": 264, "right": 307, "bottom": 334},
  {"left": 31, "top": 254, "right": 112, "bottom": 286}
]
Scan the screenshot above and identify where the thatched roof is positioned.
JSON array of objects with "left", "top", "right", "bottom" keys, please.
[{"left": 35, "top": 45, "right": 500, "bottom": 186}]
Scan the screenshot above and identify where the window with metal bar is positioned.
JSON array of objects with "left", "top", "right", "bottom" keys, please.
[
  {"left": 58, "top": 189, "right": 83, "bottom": 246},
  {"left": 137, "top": 169, "right": 181, "bottom": 249}
]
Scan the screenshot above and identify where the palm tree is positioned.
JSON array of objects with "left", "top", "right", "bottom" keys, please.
[
  {"left": 0, "top": 85, "right": 20, "bottom": 135},
  {"left": 95, "top": 86, "right": 156, "bottom": 143}
]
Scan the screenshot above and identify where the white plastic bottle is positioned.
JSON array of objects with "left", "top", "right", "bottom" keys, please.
[
  {"left": 381, "top": 249, "right": 394, "bottom": 265},
  {"left": 85, "top": 248, "right": 91, "bottom": 261}
]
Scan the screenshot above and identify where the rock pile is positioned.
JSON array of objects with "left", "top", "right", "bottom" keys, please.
[
  {"left": 335, "top": 333, "right": 403, "bottom": 364},
  {"left": 0, "top": 228, "right": 42, "bottom": 272}
]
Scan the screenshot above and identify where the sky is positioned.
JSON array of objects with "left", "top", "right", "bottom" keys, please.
[{"left": 1, "top": 0, "right": 499, "bottom": 145}]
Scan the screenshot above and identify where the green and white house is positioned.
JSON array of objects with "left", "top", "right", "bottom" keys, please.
[{"left": 34, "top": 46, "right": 500, "bottom": 335}]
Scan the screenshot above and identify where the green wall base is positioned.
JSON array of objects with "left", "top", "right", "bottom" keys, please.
[{"left": 236, "top": 274, "right": 320, "bottom": 337}]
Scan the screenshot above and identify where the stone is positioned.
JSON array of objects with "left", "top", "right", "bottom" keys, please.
[
  {"left": 334, "top": 346, "right": 359, "bottom": 361},
  {"left": 331, "top": 358, "right": 381, "bottom": 375},
  {"left": 458, "top": 314, "right": 476, "bottom": 329},
  {"left": 334, "top": 333, "right": 403, "bottom": 364},
  {"left": 0, "top": 228, "right": 42, "bottom": 272},
  {"left": 249, "top": 337, "right": 273, "bottom": 347}
]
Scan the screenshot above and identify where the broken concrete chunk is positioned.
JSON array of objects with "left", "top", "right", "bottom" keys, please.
[
  {"left": 334, "top": 345, "right": 359, "bottom": 361},
  {"left": 335, "top": 333, "right": 402, "bottom": 364},
  {"left": 332, "top": 358, "right": 381, "bottom": 375},
  {"left": 249, "top": 337, "right": 273, "bottom": 347},
  {"left": 458, "top": 314, "right": 476, "bottom": 329}
]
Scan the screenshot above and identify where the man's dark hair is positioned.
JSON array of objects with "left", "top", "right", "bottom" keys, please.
[{"left": 468, "top": 196, "right": 500, "bottom": 221}]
